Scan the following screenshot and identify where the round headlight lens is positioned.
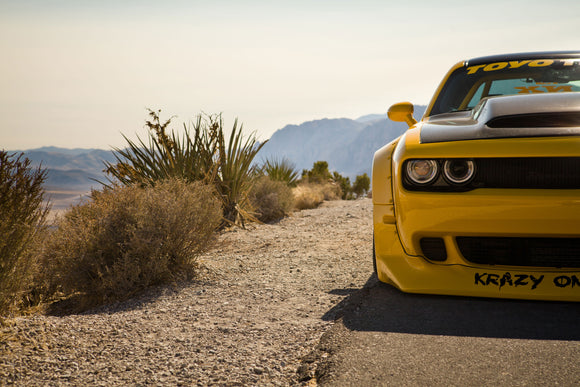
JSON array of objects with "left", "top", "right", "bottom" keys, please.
[
  {"left": 443, "top": 159, "right": 476, "bottom": 184},
  {"left": 406, "top": 159, "right": 438, "bottom": 185}
]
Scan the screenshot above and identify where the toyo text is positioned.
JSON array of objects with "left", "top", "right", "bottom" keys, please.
[{"left": 466, "top": 59, "right": 579, "bottom": 75}]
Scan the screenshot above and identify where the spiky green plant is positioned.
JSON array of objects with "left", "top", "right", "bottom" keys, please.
[
  {"left": 103, "top": 110, "right": 215, "bottom": 187},
  {"left": 262, "top": 157, "right": 299, "bottom": 187},
  {"left": 103, "top": 110, "right": 266, "bottom": 226},
  {"left": 215, "top": 116, "right": 265, "bottom": 226}
]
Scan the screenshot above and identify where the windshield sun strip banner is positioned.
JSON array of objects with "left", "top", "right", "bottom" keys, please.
[{"left": 466, "top": 59, "right": 580, "bottom": 75}]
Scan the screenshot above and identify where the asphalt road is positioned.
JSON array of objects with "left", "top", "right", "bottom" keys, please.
[{"left": 312, "top": 275, "right": 580, "bottom": 386}]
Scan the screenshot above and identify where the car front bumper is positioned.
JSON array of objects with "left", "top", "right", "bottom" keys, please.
[{"left": 374, "top": 204, "right": 580, "bottom": 301}]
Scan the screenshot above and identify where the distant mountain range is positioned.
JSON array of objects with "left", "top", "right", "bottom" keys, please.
[
  {"left": 13, "top": 148, "right": 117, "bottom": 190},
  {"left": 257, "top": 106, "right": 427, "bottom": 179},
  {"left": 11, "top": 106, "right": 427, "bottom": 190}
]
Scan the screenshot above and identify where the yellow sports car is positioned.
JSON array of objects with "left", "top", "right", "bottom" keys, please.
[{"left": 372, "top": 51, "right": 580, "bottom": 301}]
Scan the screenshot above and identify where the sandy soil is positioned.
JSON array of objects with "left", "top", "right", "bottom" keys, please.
[{"left": 1, "top": 199, "right": 373, "bottom": 386}]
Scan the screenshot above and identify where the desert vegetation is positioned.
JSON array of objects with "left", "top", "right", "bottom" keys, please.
[
  {"left": 0, "top": 152, "right": 49, "bottom": 318},
  {"left": 103, "top": 110, "right": 265, "bottom": 227},
  {"left": 248, "top": 175, "right": 294, "bottom": 223},
  {"left": 41, "top": 179, "right": 222, "bottom": 310},
  {"left": 294, "top": 161, "right": 370, "bottom": 207},
  {"left": 261, "top": 157, "right": 299, "bottom": 187},
  {"left": 0, "top": 111, "right": 371, "bottom": 318}
]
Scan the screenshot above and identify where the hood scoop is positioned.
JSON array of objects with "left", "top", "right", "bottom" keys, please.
[
  {"left": 421, "top": 93, "right": 580, "bottom": 143},
  {"left": 486, "top": 112, "right": 580, "bottom": 128}
]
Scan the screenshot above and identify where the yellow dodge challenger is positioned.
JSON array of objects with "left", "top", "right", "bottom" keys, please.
[{"left": 372, "top": 51, "right": 580, "bottom": 301}]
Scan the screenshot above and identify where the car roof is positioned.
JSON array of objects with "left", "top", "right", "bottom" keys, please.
[{"left": 466, "top": 51, "right": 580, "bottom": 66}]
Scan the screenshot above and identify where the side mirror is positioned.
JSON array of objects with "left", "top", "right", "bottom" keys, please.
[{"left": 387, "top": 102, "right": 417, "bottom": 128}]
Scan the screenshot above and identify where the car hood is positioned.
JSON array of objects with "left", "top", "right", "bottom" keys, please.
[{"left": 420, "top": 93, "right": 580, "bottom": 144}]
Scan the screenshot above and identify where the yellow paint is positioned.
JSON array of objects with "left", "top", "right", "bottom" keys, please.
[
  {"left": 372, "top": 138, "right": 400, "bottom": 223},
  {"left": 372, "top": 119, "right": 580, "bottom": 301},
  {"left": 373, "top": 222, "right": 580, "bottom": 301},
  {"left": 387, "top": 102, "right": 417, "bottom": 127}
]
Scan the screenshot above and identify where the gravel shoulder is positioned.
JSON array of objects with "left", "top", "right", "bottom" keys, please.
[{"left": 1, "top": 199, "right": 373, "bottom": 386}]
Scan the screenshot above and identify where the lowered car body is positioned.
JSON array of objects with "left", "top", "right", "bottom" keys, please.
[{"left": 372, "top": 52, "right": 580, "bottom": 301}]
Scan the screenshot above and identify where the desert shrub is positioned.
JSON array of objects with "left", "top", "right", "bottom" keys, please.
[
  {"left": 301, "top": 161, "right": 332, "bottom": 184},
  {"left": 0, "top": 152, "right": 49, "bottom": 316},
  {"left": 249, "top": 175, "right": 294, "bottom": 222},
  {"left": 262, "top": 157, "right": 299, "bottom": 187},
  {"left": 104, "top": 110, "right": 266, "bottom": 227},
  {"left": 293, "top": 161, "right": 344, "bottom": 210},
  {"left": 292, "top": 184, "right": 325, "bottom": 210},
  {"left": 353, "top": 173, "right": 370, "bottom": 197},
  {"left": 319, "top": 182, "right": 342, "bottom": 200},
  {"left": 292, "top": 182, "right": 341, "bottom": 210},
  {"left": 332, "top": 171, "right": 352, "bottom": 200},
  {"left": 299, "top": 161, "right": 344, "bottom": 200},
  {"left": 42, "top": 179, "right": 221, "bottom": 308}
]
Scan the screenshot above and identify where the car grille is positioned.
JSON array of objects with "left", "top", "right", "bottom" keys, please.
[
  {"left": 475, "top": 157, "right": 580, "bottom": 189},
  {"left": 405, "top": 157, "right": 580, "bottom": 191},
  {"left": 420, "top": 237, "right": 447, "bottom": 261},
  {"left": 457, "top": 237, "right": 580, "bottom": 268}
]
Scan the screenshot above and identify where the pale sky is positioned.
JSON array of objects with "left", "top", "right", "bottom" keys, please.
[{"left": 1, "top": 0, "right": 579, "bottom": 150}]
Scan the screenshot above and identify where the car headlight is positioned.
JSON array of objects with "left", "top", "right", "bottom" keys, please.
[
  {"left": 406, "top": 159, "right": 439, "bottom": 185},
  {"left": 443, "top": 159, "right": 476, "bottom": 184}
]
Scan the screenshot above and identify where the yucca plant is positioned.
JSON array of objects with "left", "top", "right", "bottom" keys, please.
[
  {"left": 103, "top": 110, "right": 216, "bottom": 187},
  {"left": 103, "top": 110, "right": 266, "bottom": 227},
  {"left": 215, "top": 116, "right": 265, "bottom": 226},
  {"left": 262, "top": 157, "right": 299, "bottom": 187}
]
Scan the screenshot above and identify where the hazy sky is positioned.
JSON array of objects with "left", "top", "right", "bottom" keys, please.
[{"left": 1, "top": 0, "right": 579, "bottom": 150}]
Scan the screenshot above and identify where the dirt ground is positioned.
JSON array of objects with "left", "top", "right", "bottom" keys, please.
[{"left": 1, "top": 199, "right": 373, "bottom": 386}]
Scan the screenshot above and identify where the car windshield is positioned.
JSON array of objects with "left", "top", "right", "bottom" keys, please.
[{"left": 429, "top": 58, "right": 580, "bottom": 116}]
